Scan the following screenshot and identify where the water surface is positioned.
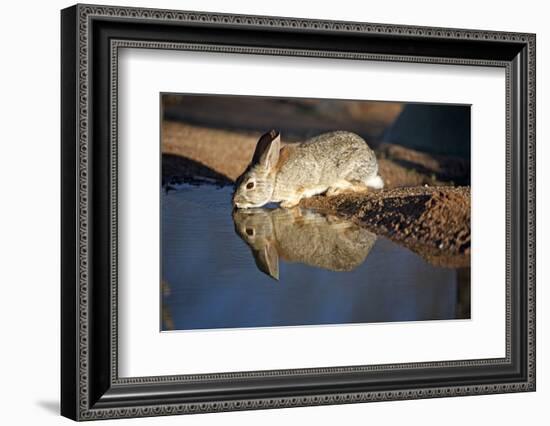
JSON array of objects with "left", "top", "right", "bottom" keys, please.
[{"left": 162, "top": 184, "right": 470, "bottom": 331}]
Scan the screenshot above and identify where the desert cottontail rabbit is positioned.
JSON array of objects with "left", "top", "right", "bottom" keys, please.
[{"left": 232, "top": 129, "right": 383, "bottom": 208}]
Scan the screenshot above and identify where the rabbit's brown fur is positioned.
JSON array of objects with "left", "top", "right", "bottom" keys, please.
[{"left": 233, "top": 130, "right": 383, "bottom": 209}]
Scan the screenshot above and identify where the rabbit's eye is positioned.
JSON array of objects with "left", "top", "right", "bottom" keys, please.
[
  {"left": 245, "top": 228, "right": 254, "bottom": 236},
  {"left": 246, "top": 182, "right": 254, "bottom": 189}
]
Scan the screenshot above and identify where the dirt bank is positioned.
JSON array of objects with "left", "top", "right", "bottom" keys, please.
[{"left": 301, "top": 186, "right": 470, "bottom": 268}]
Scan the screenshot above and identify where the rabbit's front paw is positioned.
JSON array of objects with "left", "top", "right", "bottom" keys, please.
[
  {"left": 280, "top": 198, "right": 300, "bottom": 208},
  {"left": 326, "top": 180, "right": 355, "bottom": 196},
  {"left": 326, "top": 187, "right": 347, "bottom": 197}
]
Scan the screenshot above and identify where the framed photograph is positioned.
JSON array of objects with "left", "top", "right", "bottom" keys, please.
[{"left": 61, "top": 4, "right": 536, "bottom": 421}]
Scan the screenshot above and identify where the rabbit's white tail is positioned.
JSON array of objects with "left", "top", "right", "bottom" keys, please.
[{"left": 365, "top": 174, "right": 384, "bottom": 189}]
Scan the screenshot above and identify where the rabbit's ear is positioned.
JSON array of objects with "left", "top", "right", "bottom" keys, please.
[
  {"left": 252, "top": 241, "right": 279, "bottom": 281},
  {"left": 252, "top": 130, "right": 281, "bottom": 170}
]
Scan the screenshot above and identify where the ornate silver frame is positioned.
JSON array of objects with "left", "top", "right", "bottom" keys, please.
[{"left": 61, "top": 4, "right": 536, "bottom": 421}]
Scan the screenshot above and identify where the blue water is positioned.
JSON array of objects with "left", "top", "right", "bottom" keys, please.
[{"left": 161, "top": 184, "right": 469, "bottom": 331}]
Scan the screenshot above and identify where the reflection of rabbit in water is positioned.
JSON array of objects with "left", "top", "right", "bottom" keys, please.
[
  {"left": 232, "top": 130, "right": 383, "bottom": 209},
  {"left": 233, "top": 208, "right": 377, "bottom": 280}
]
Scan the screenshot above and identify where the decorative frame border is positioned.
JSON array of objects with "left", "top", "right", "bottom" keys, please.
[
  {"left": 62, "top": 3, "right": 536, "bottom": 421},
  {"left": 110, "top": 40, "right": 512, "bottom": 383}
]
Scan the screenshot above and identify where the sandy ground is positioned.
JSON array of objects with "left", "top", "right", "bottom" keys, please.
[
  {"left": 161, "top": 121, "right": 470, "bottom": 268},
  {"left": 162, "top": 121, "right": 466, "bottom": 188}
]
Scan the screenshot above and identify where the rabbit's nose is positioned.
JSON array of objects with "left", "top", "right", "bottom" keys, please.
[
  {"left": 232, "top": 191, "right": 247, "bottom": 206},
  {"left": 232, "top": 195, "right": 243, "bottom": 208}
]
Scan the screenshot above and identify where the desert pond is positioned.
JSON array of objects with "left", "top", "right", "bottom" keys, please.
[{"left": 162, "top": 183, "right": 470, "bottom": 331}]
